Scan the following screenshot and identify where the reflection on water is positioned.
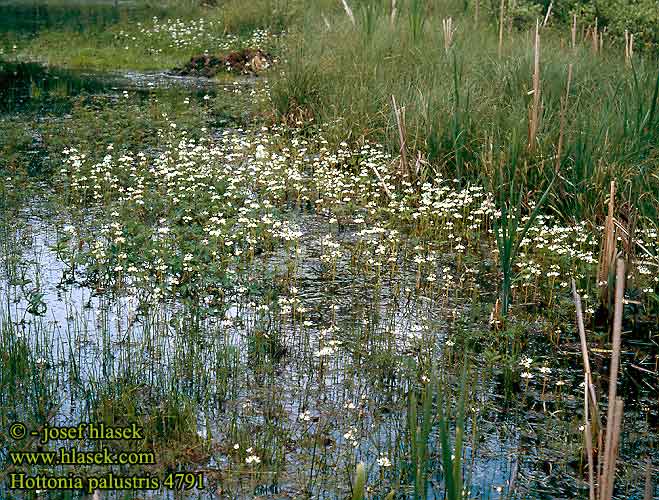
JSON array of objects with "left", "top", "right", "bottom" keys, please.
[
  {"left": 0, "top": 60, "right": 113, "bottom": 112},
  {"left": 0, "top": 199, "right": 518, "bottom": 499},
  {"left": 2, "top": 186, "right": 656, "bottom": 498},
  {"left": 0, "top": 1, "right": 168, "bottom": 36},
  {"left": 0, "top": 58, "right": 223, "bottom": 113}
]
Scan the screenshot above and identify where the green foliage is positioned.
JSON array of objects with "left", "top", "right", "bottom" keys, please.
[
  {"left": 508, "top": 1, "right": 544, "bottom": 29},
  {"left": 1, "top": 1, "right": 658, "bottom": 496},
  {"left": 493, "top": 142, "right": 555, "bottom": 315},
  {"left": 406, "top": 365, "right": 469, "bottom": 500},
  {"left": 408, "top": 0, "right": 428, "bottom": 43},
  {"left": 516, "top": 0, "right": 659, "bottom": 50}
]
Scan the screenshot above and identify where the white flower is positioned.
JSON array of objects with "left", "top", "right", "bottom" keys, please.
[
  {"left": 246, "top": 455, "right": 261, "bottom": 464},
  {"left": 255, "top": 144, "right": 268, "bottom": 159},
  {"left": 315, "top": 346, "right": 336, "bottom": 357},
  {"left": 377, "top": 456, "right": 392, "bottom": 467}
]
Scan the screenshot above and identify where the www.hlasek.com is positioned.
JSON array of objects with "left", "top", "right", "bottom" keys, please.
[
  {"left": 10, "top": 447, "right": 156, "bottom": 466},
  {"left": 7, "top": 422, "right": 204, "bottom": 493}
]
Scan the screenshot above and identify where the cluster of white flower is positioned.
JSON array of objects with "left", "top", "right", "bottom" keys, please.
[
  {"left": 113, "top": 18, "right": 278, "bottom": 55},
  {"left": 57, "top": 112, "right": 659, "bottom": 332}
]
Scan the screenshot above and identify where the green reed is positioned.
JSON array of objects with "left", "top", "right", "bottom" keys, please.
[
  {"left": 406, "top": 363, "right": 470, "bottom": 500},
  {"left": 271, "top": 0, "right": 659, "bottom": 221}
]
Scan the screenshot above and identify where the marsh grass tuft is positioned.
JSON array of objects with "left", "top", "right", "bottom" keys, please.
[
  {"left": 406, "top": 363, "right": 469, "bottom": 500},
  {"left": 493, "top": 143, "right": 555, "bottom": 315},
  {"left": 271, "top": 1, "right": 659, "bottom": 222}
]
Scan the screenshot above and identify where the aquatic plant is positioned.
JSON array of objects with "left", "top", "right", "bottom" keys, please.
[{"left": 1, "top": 1, "right": 658, "bottom": 498}]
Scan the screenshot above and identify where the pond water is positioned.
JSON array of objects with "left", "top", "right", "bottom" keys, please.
[
  {"left": 0, "top": 1, "right": 168, "bottom": 37},
  {"left": 0, "top": 3, "right": 657, "bottom": 500}
]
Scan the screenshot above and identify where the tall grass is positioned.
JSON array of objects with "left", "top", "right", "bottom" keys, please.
[
  {"left": 408, "top": 0, "right": 427, "bottom": 43},
  {"left": 493, "top": 139, "right": 555, "bottom": 315},
  {"left": 271, "top": 2, "right": 659, "bottom": 221}
]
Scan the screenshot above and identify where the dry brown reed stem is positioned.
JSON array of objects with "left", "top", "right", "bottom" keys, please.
[
  {"left": 571, "top": 280, "right": 599, "bottom": 410},
  {"left": 592, "top": 18, "right": 599, "bottom": 54},
  {"left": 624, "top": 30, "right": 634, "bottom": 66},
  {"left": 443, "top": 17, "right": 455, "bottom": 53},
  {"left": 601, "top": 398, "right": 624, "bottom": 500},
  {"left": 629, "top": 33, "right": 634, "bottom": 61},
  {"left": 390, "top": 0, "right": 397, "bottom": 25},
  {"left": 391, "top": 95, "right": 409, "bottom": 180},
  {"left": 571, "top": 13, "right": 577, "bottom": 50},
  {"left": 599, "top": 258, "right": 626, "bottom": 500},
  {"left": 370, "top": 164, "right": 393, "bottom": 200},
  {"left": 597, "top": 429, "right": 604, "bottom": 495},
  {"left": 528, "top": 20, "right": 541, "bottom": 152},
  {"left": 542, "top": 1, "right": 553, "bottom": 27},
  {"left": 498, "top": 0, "right": 505, "bottom": 58},
  {"left": 584, "top": 374, "right": 596, "bottom": 500},
  {"left": 474, "top": 0, "right": 479, "bottom": 25},
  {"left": 598, "top": 181, "right": 617, "bottom": 304},
  {"left": 572, "top": 279, "right": 596, "bottom": 500},
  {"left": 340, "top": 0, "right": 356, "bottom": 26},
  {"left": 555, "top": 63, "right": 573, "bottom": 171},
  {"left": 414, "top": 151, "right": 424, "bottom": 178}
]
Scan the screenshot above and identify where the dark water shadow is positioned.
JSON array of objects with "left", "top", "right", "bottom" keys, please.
[
  {"left": 0, "top": 59, "right": 117, "bottom": 113},
  {"left": 0, "top": 1, "right": 170, "bottom": 36}
]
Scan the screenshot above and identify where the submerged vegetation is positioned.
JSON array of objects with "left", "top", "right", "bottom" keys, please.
[{"left": 0, "top": 0, "right": 657, "bottom": 499}]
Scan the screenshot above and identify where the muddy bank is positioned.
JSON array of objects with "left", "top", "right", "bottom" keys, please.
[{"left": 173, "top": 48, "right": 272, "bottom": 77}]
